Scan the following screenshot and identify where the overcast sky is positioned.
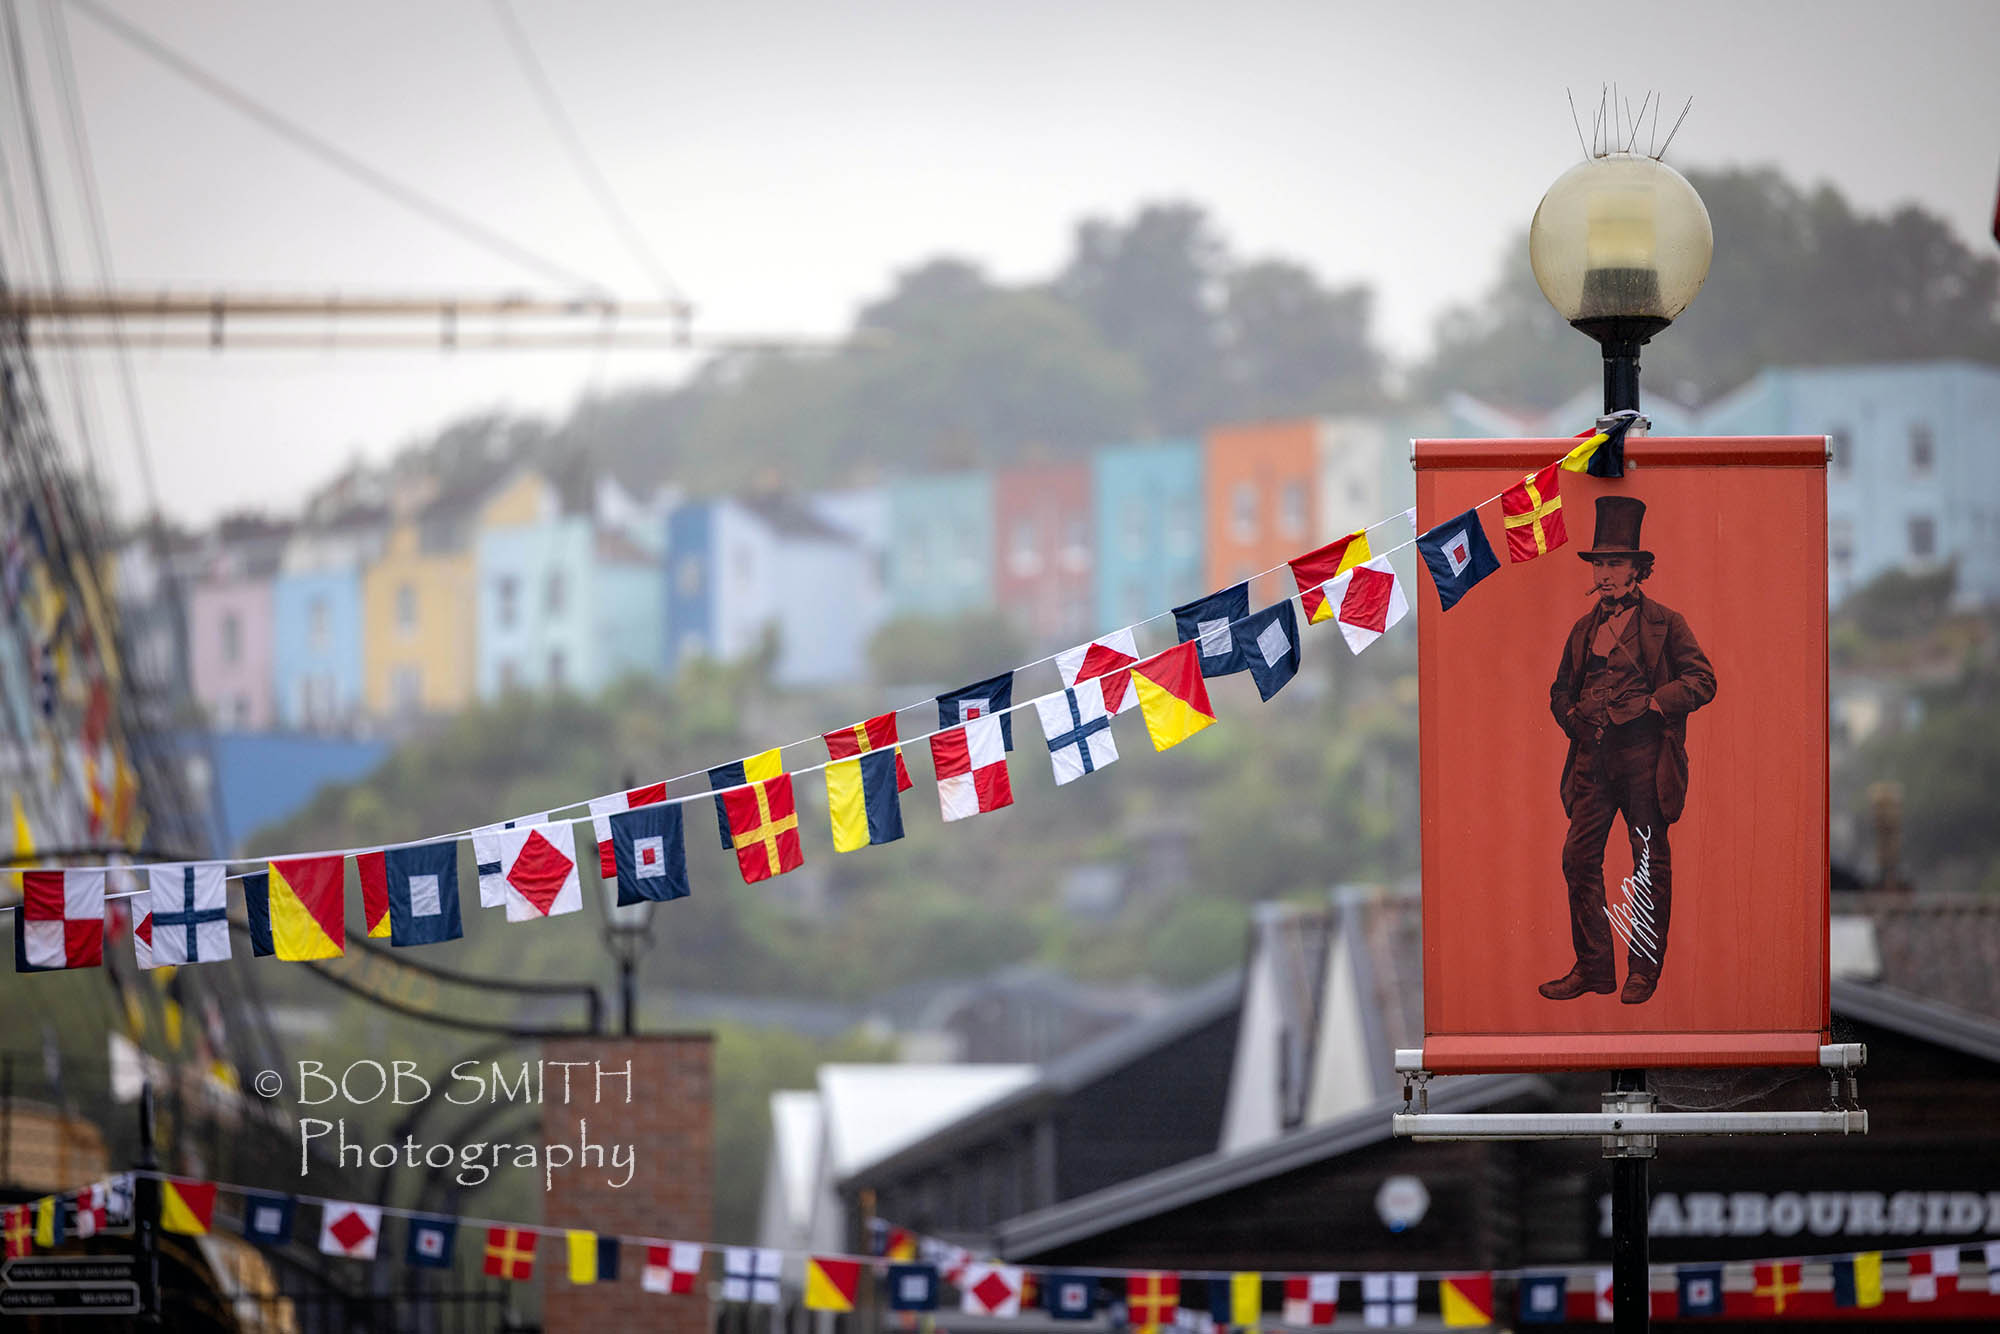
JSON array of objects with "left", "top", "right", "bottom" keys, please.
[{"left": 5, "top": 0, "right": 1997, "bottom": 524}]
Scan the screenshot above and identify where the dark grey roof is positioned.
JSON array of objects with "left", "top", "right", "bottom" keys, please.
[
  {"left": 1830, "top": 977, "right": 2000, "bottom": 1064},
  {"left": 996, "top": 1074, "right": 1550, "bottom": 1259},
  {"left": 1838, "top": 892, "right": 2000, "bottom": 1020}
]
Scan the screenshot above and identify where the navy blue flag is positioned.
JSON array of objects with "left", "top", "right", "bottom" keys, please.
[
  {"left": 242, "top": 870, "right": 274, "bottom": 957},
  {"left": 385, "top": 839, "right": 463, "bottom": 946},
  {"left": 887, "top": 1263, "right": 939, "bottom": 1311},
  {"left": 1205, "top": 1277, "right": 1234, "bottom": 1324},
  {"left": 241, "top": 1193, "right": 295, "bottom": 1246},
  {"left": 406, "top": 1217, "right": 457, "bottom": 1268},
  {"left": 1416, "top": 508, "right": 1501, "bottom": 611},
  {"left": 1046, "top": 1273, "right": 1098, "bottom": 1321},
  {"left": 1234, "top": 600, "right": 1301, "bottom": 702},
  {"left": 937, "top": 670, "right": 1015, "bottom": 750},
  {"left": 1676, "top": 1265, "right": 1723, "bottom": 1318},
  {"left": 1173, "top": 583, "right": 1250, "bottom": 677},
  {"left": 596, "top": 1235, "right": 621, "bottom": 1281},
  {"left": 1517, "top": 1273, "right": 1567, "bottom": 1324},
  {"left": 609, "top": 802, "right": 692, "bottom": 905}
]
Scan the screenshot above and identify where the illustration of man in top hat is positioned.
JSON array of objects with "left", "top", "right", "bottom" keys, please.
[{"left": 1541, "top": 496, "right": 1716, "bottom": 1004}]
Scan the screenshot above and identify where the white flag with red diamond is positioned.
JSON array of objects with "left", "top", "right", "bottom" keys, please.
[
  {"left": 1320, "top": 557, "right": 1409, "bottom": 654},
  {"left": 472, "top": 811, "right": 549, "bottom": 907},
  {"left": 961, "top": 1262, "right": 1024, "bottom": 1317},
  {"left": 496, "top": 821, "right": 583, "bottom": 922},
  {"left": 319, "top": 1202, "right": 382, "bottom": 1260}
]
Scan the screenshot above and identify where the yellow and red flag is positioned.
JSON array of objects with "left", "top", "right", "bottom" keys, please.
[
  {"left": 484, "top": 1227, "right": 537, "bottom": 1281},
  {"left": 2, "top": 1205, "right": 31, "bottom": 1257},
  {"left": 245, "top": 856, "right": 345, "bottom": 960},
  {"left": 159, "top": 1178, "right": 217, "bottom": 1235},
  {"left": 1441, "top": 1273, "right": 1494, "bottom": 1326},
  {"left": 1501, "top": 462, "right": 1567, "bottom": 562},
  {"left": 1129, "top": 642, "right": 1216, "bottom": 753},
  {"left": 722, "top": 774, "right": 804, "bottom": 884},
  {"left": 355, "top": 851, "right": 391, "bottom": 939},
  {"left": 806, "top": 1256, "right": 863, "bottom": 1311},
  {"left": 1127, "top": 1272, "right": 1180, "bottom": 1331},
  {"left": 1289, "top": 529, "right": 1373, "bottom": 623}
]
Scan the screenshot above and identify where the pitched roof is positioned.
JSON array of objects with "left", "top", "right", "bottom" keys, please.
[{"left": 1837, "top": 892, "right": 2000, "bottom": 1021}]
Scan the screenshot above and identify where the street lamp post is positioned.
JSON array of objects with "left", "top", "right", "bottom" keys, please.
[{"left": 1526, "top": 146, "right": 1713, "bottom": 1334}]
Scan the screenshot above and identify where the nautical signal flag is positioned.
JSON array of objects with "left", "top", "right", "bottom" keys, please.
[
  {"left": 1047, "top": 1273, "right": 1098, "bottom": 1320},
  {"left": 245, "top": 856, "right": 345, "bottom": 960},
  {"left": 1127, "top": 1272, "right": 1180, "bottom": 1330},
  {"left": 384, "top": 840, "right": 463, "bottom": 945},
  {"left": 568, "top": 1230, "right": 619, "bottom": 1284},
  {"left": 888, "top": 1263, "right": 940, "bottom": 1311},
  {"left": 147, "top": 864, "right": 231, "bottom": 965},
  {"left": 406, "top": 1217, "right": 457, "bottom": 1268},
  {"left": 1751, "top": 1262, "right": 1802, "bottom": 1315},
  {"left": 159, "top": 1178, "right": 217, "bottom": 1235},
  {"left": 709, "top": 748, "right": 784, "bottom": 850},
  {"left": 825, "top": 748, "right": 906, "bottom": 853},
  {"left": 1173, "top": 583, "right": 1251, "bottom": 677},
  {"left": 1057, "top": 628, "right": 1140, "bottom": 714},
  {"left": 961, "top": 1262, "right": 1025, "bottom": 1317},
  {"left": 496, "top": 821, "right": 584, "bottom": 921},
  {"left": 1036, "top": 679, "right": 1119, "bottom": 786},
  {"left": 1676, "top": 1264, "right": 1723, "bottom": 1318},
  {"left": 1319, "top": 557, "right": 1409, "bottom": 654},
  {"left": 1228, "top": 1272, "right": 1262, "bottom": 1326},
  {"left": 589, "top": 782, "right": 669, "bottom": 878},
  {"left": 1361, "top": 1272, "right": 1416, "bottom": 1326},
  {"left": 722, "top": 773, "right": 805, "bottom": 883},
  {"left": 642, "top": 1242, "right": 703, "bottom": 1294},
  {"left": 1417, "top": 509, "right": 1502, "bottom": 611},
  {"left": 1907, "top": 1246, "right": 1959, "bottom": 1302},
  {"left": 14, "top": 868, "right": 104, "bottom": 971},
  {"left": 1440, "top": 1273, "right": 1494, "bottom": 1326},
  {"left": 879, "top": 1223, "right": 918, "bottom": 1261},
  {"left": 3, "top": 1205, "right": 30, "bottom": 1257},
  {"left": 472, "top": 812, "right": 548, "bottom": 908},
  {"left": 1831, "top": 1252, "right": 1883, "bottom": 1308},
  {"left": 130, "top": 898, "right": 157, "bottom": 971},
  {"left": 1129, "top": 641, "right": 1216, "bottom": 752},
  {"left": 1561, "top": 413, "right": 1637, "bottom": 478},
  {"left": 806, "top": 1256, "right": 863, "bottom": 1311},
  {"left": 355, "top": 850, "right": 392, "bottom": 939},
  {"left": 609, "top": 802, "right": 691, "bottom": 903},
  {"left": 485, "top": 1226, "right": 537, "bottom": 1281},
  {"left": 1283, "top": 1274, "right": 1338, "bottom": 1326},
  {"left": 33, "top": 1196, "right": 62, "bottom": 1248},
  {"left": 932, "top": 713, "right": 1014, "bottom": 821},
  {"left": 1517, "top": 1274, "right": 1566, "bottom": 1324},
  {"left": 1237, "top": 599, "right": 1302, "bottom": 702},
  {"left": 318, "top": 1202, "right": 381, "bottom": 1260},
  {"left": 1502, "top": 463, "right": 1568, "bottom": 562},
  {"left": 240, "top": 1192, "right": 295, "bottom": 1246},
  {"left": 938, "top": 670, "right": 1016, "bottom": 750},
  {"left": 826, "top": 713, "right": 913, "bottom": 790},
  {"left": 1290, "top": 529, "right": 1372, "bottom": 624},
  {"left": 1985, "top": 1242, "right": 2000, "bottom": 1295},
  {"left": 723, "top": 1246, "right": 783, "bottom": 1303}
]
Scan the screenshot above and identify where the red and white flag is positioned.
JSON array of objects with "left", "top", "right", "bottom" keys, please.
[
  {"left": 319, "top": 1202, "right": 382, "bottom": 1260},
  {"left": 1320, "top": 557, "right": 1409, "bottom": 653},
  {"left": 932, "top": 715, "right": 1013, "bottom": 822},
  {"left": 960, "top": 1262, "right": 1024, "bottom": 1316},
  {"left": 17, "top": 869, "right": 104, "bottom": 970},
  {"left": 1594, "top": 1269, "right": 1613, "bottom": 1322},
  {"left": 589, "top": 782, "right": 669, "bottom": 878},
  {"left": 1908, "top": 1247, "right": 1959, "bottom": 1302},
  {"left": 1282, "top": 1273, "right": 1338, "bottom": 1325},
  {"left": 497, "top": 822, "right": 583, "bottom": 922},
  {"left": 643, "top": 1241, "right": 704, "bottom": 1294},
  {"left": 1056, "top": 628, "right": 1139, "bottom": 714}
]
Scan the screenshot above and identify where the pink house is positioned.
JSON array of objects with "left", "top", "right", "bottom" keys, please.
[{"left": 187, "top": 525, "right": 286, "bottom": 732}]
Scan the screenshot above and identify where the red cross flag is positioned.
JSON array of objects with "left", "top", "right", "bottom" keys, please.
[{"left": 1501, "top": 462, "right": 1568, "bottom": 562}]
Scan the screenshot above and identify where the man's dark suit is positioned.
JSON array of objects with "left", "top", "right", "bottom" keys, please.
[{"left": 1548, "top": 591, "right": 1716, "bottom": 987}]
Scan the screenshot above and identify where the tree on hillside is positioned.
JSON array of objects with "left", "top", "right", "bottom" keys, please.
[
  {"left": 1224, "top": 258, "right": 1385, "bottom": 416},
  {"left": 1414, "top": 166, "right": 2000, "bottom": 410}
]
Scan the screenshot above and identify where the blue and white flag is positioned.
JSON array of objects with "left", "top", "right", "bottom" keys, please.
[
  {"left": 472, "top": 812, "right": 547, "bottom": 908},
  {"left": 1676, "top": 1265, "right": 1723, "bottom": 1318},
  {"left": 1034, "top": 681, "right": 1118, "bottom": 786},
  {"left": 241, "top": 1193, "right": 295, "bottom": 1246},
  {"left": 609, "top": 802, "right": 691, "bottom": 905},
  {"left": 406, "top": 1217, "right": 457, "bottom": 1268},
  {"left": 385, "top": 840, "right": 463, "bottom": 946},
  {"left": 1517, "top": 1273, "right": 1567, "bottom": 1325},
  {"left": 1235, "top": 600, "right": 1301, "bottom": 702},
  {"left": 888, "top": 1263, "right": 940, "bottom": 1312},
  {"left": 1046, "top": 1273, "right": 1098, "bottom": 1321},
  {"left": 1417, "top": 508, "right": 1501, "bottom": 611},
  {"left": 147, "top": 864, "right": 231, "bottom": 966},
  {"left": 1172, "top": 583, "right": 1250, "bottom": 677},
  {"left": 938, "top": 670, "right": 1016, "bottom": 750}
]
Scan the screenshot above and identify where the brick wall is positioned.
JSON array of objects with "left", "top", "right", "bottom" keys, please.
[{"left": 541, "top": 1033, "right": 714, "bottom": 1334}]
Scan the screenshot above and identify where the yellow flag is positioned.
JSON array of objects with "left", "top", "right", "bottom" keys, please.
[
  {"left": 9, "top": 794, "right": 32, "bottom": 890},
  {"left": 1230, "top": 1272, "right": 1262, "bottom": 1326},
  {"left": 33, "top": 1196, "right": 57, "bottom": 1246},
  {"left": 567, "top": 1229, "right": 599, "bottom": 1284},
  {"left": 1560, "top": 431, "right": 1608, "bottom": 473},
  {"left": 1853, "top": 1252, "right": 1883, "bottom": 1307}
]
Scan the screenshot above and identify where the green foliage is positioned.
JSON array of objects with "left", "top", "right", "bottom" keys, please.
[
  {"left": 1835, "top": 564, "right": 1957, "bottom": 645},
  {"left": 867, "top": 612, "right": 1028, "bottom": 688}
]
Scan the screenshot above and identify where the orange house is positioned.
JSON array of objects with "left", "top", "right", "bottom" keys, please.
[{"left": 1203, "top": 420, "right": 1321, "bottom": 603}]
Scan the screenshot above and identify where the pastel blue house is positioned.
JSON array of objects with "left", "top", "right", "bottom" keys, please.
[
  {"left": 883, "top": 472, "right": 995, "bottom": 618},
  {"left": 271, "top": 517, "right": 380, "bottom": 731},
  {"left": 1702, "top": 361, "right": 2000, "bottom": 606},
  {"left": 1092, "top": 440, "right": 1204, "bottom": 630}
]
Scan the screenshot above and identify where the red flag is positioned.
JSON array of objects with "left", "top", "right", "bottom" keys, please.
[
  {"left": 722, "top": 774, "right": 804, "bottom": 883},
  {"left": 1501, "top": 462, "right": 1568, "bottom": 562},
  {"left": 824, "top": 713, "right": 912, "bottom": 790}
]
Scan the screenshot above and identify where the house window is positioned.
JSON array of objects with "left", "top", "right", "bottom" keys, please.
[
  {"left": 1123, "top": 498, "right": 1148, "bottom": 559},
  {"left": 1909, "top": 424, "right": 1934, "bottom": 475},
  {"left": 395, "top": 583, "right": 417, "bottom": 633},
  {"left": 392, "top": 666, "right": 422, "bottom": 714},
  {"left": 1010, "top": 518, "right": 1040, "bottom": 576},
  {"left": 498, "top": 659, "right": 518, "bottom": 692},
  {"left": 1346, "top": 475, "right": 1367, "bottom": 506},
  {"left": 1231, "top": 481, "right": 1257, "bottom": 542},
  {"left": 677, "top": 557, "right": 702, "bottom": 596},
  {"left": 1829, "top": 426, "right": 1852, "bottom": 477},
  {"left": 1063, "top": 513, "right": 1091, "bottom": 570},
  {"left": 1279, "top": 481, "right": 1307, "bottom": 538},
  {"left": 1908, "top": 515, "right": 1937, "bottom": 560},
  {"left": 546, "top": 570, "right": 566, "bottom": 617},
  {"left": 497, "top": 576, "right": 519, "bottom": 629},
  {"left": 1829, "top": 517, "right": 1854, "bottom": 571},
  {"left": 548, "top": 649, "right": 566, "bottom": 688},
  {"left": 307, "top": 597, "right": 329, "bottom": 652},
  {"left": 220, "top": 611, "right": 242, "bottom": 665}
]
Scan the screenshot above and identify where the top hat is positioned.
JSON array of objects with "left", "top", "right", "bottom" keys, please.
[{"left": 1578, "top": 495, "right": 1651, "bottom": 560}]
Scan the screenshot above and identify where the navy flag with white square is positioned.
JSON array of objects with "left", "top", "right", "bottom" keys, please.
[
  {"left": 1234, "top": 599, "right": 1301, "bottom": 702},
  {"left": 937, "top": 670, "right": 1015, "bottom": 750},
  {"left": 610, "top": 802, "right": 691, "bottom": 905},
  {"left": 888, "top": 1263, "right": 939, "bottom": 1311},
  {"left": 148, "top": 863, "right": 231, "bottom": 965},
  {"left": 1172, "top": 583, "right": 1250, "bottom": 677},
  {"left": 1517, "top": 1274, "right": 1567, "bottom": 1325},
  {"left": 385, "top": 840, "right": 463, "bottom": 946},
  {"left": 1675, "top": 1265, "right": 1723, "bottom": 1318},
  {"left": 1416, "top": 508, "right": 1501, "bottom": 611},
  {"left": 406, "top": 1217, "right": 457, "bottom": 1268},
  {"left": 1046, "top": 1273, "right": 1098, "bottom": 1321},
  {"left": 1034, "top": 681, "right": 1119, "bottom": 786},
  {"left": 241, "top": 1192, "right": 295, "bottom": 1246}
]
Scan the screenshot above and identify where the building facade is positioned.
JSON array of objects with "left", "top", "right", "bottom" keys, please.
[
  {"left": 270, "top": 513, "right": 381, "bottom": 732},
  {"left": 884, "top": 472, "right": 995, "bottom": 619},
  {"left": 993, "top": 460, "right": 1096, "bottom": 648},
  {"left": 361, "top": 484, "right": 486, "bottom": 718},
  {"left": 186, "top": 527, "right": 285, "bottom": 732},
  {"left": 1092, "top": 440, "right": 1205, "bottom": 632},
  {"left": 1204, "top": 420, "right": 1321, "bottom": 606}
]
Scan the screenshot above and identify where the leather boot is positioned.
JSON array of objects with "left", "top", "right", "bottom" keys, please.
[
  {"left": 1539, "top": 968, "right": 1616, "bottom": 1000},
  {"left": 1620, "top": 972, "right": 1659, "bottom": 1004}
]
